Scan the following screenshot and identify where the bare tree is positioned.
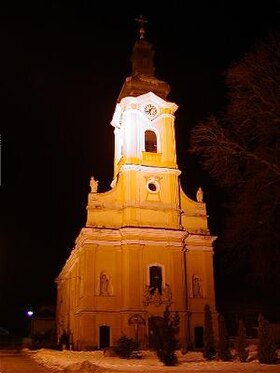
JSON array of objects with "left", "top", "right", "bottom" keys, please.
[
  {"left": 190, "top": 31, "right": 280, "bottom": 300},
  {"left": 218, "top": 314, "right": 232, "bottom": 361},
  {"left": 257, "top": 314, "right": 277, "bottom": 364},
  {"left": 203, "top": 304, "right": 216, "bottom": 360}
]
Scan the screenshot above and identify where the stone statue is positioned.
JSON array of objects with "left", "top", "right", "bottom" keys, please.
[
  {"left": 196, "top": 186, "right": 203, "bottom": 202},
  {"left": 192, "top": 274, "right": 202, "bottom": 298},
  {"left": 100, "top": 272, "right": 109, "bottom": 296},
  {"left": 153, "top": 288, "right": 162, "bottom": 306},
  {"left": 162, "top": 284, "right": 172, "bottom": 305},
  {"left": 143, "top": 285, "right": 151, "bottom": 306},
  {"left": 90, "top": 176, "right": 99, "bottom": 193}
]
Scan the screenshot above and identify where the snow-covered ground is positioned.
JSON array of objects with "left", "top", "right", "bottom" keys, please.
[{"left": 24, "top": 345, "right": 280, "bottom": 372}]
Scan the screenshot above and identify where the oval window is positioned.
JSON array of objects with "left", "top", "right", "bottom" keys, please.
[
  {"left": 148, "top": 182, "right": 157, "bottom": 192},
  {"left": 147, "top": 178, "right": 160, "bottom": 193}
]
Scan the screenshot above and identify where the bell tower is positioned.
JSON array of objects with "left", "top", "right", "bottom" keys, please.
[
  {"left": 107, "top": 90, "right": 181, "bottom": 229},
  {"left": 87, "top": 18, "right": 182, "bottom": 230}
]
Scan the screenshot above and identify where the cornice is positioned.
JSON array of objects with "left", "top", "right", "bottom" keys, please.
[
  {"left": 184, "top": 233, "right": 218, "bottom": 247},
  {"left": 119, "top": 164, "right": 181, "bottom": 176},
  {"left": 79, "top": 226, "right": 188, "bottom": 247}
]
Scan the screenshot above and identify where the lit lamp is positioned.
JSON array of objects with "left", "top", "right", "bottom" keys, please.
[{"left": 25, "top": 310, "right": 34, "bottom": 338}]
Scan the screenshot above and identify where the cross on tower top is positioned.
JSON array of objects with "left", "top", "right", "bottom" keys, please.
[{"left": 135, "top": 15, "right": 148, "bottom": 40}]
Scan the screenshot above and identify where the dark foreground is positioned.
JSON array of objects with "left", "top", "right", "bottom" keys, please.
[
  {"left": 1, "top": 347, "right": 280, "bottom": 373},
  {"left": 0, "top": 349, "right": 54, "bottom": 373}
]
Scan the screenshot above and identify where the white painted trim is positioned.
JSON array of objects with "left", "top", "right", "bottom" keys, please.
[{"left": 120, "top": 164, "right": 181, "bottom": 176}]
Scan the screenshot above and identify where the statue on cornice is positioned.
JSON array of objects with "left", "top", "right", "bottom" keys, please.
[
  {"left": 90, "top": 176, "right": 99, "bottom": 193},
  {"left": 196, "top": 186, "right": 203, "bottom": 202}
]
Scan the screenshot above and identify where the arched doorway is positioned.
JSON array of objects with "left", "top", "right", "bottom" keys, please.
[
  {"left": 148, "top": 316, "right": 164, "bottom": 348},
  {"left": 128, "top": 314, "right": 146, "bottom": 348},
  {"left": 194, "top": 326, "right": 204, "bottom": 348},
  {"left": 99, "top": 325, "right": 110, "bottom": 349}
]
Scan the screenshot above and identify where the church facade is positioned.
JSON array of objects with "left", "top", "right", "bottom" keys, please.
[{"left": 56, "top": 23, "right": 218, "bottom": 351}]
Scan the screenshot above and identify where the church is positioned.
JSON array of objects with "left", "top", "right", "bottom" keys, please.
[{"left": 56, "top": 18, "right": 218, "bottom": 351}]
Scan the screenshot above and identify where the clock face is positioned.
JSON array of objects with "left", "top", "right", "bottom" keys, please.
[{"left": 144, "top": 103, "right": 158, "bottom": 118}]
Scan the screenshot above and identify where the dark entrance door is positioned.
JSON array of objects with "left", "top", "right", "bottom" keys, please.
[
  {"left": 148, "top": 316, "right": 164, "bottom": 348},
  {"left": 194, "top": 326, "right": 204, "bottom": 348},
  {"left": 99, "top": 325, "right": 110, "bottom": 348}
]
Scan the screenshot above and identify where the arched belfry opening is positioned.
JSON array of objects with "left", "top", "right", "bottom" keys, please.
[{"left": 145, "top": 130, "right": 157, "bottom": 153}]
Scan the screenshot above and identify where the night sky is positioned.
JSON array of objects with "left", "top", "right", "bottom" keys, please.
[{"left": 1, "top": 2, "right": 279, "bottom": 334}]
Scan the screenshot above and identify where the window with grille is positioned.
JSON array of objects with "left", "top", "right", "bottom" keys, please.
[{"left": 149, "top": 265, "right": 162, "bottom": 294}]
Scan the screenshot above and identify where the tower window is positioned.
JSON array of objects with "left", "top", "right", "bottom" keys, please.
[
  {"left": 146, "top": 177, "right": 160, "bottom": 193},
  {"left": 148, "top": 182, "right": 157, "bottom": 192},
  {"left": 149, "top": 265, "right": 162, "bottom": 295},
  {"left": 145, "top": 130, "right": 157, "bottom": 153}
]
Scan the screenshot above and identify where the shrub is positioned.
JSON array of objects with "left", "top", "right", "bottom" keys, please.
[
  {"left": 236, "top": 319, "right": 249, "bottom": 362},
  {"left": 152, "top": 307, "right": 180, "bottom": 366},
  {"left": 257, "top": 314, "right": 277, "bottom": 364},
  {"left": 59, "top": 330, "right": 70, "bottom": 350},
  {"left": 218, "top": 314, "right": 232, "bottom": 361},
  {"left": 114, "top": 334, "right": 137, "bottom": 359},
  {"left": 203, "top": 304, "right": 216, "bottom": 360}
]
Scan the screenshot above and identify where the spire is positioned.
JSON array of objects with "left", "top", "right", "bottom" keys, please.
[
  {"left": 117, "top": 16, "right": 171, "bottom": 101},
  {"left": 135, "top": 15, "right": 148, "bottom": 40}
]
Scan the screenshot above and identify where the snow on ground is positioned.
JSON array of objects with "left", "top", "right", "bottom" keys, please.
[{"left": 24, "top": 345, "right": 280, "bottom": 372}]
